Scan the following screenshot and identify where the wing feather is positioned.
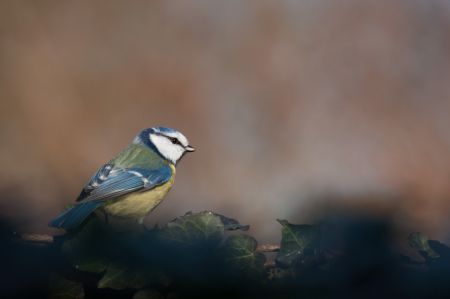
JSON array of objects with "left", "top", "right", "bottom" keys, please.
[{"left": 78, "top": 165, "right": 172, "bottom": 203}]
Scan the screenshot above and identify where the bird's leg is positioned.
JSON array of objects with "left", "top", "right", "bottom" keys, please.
[
  {"left": 100, "top": 210, "right": 109, "bottom": 224},
  {"left": 139, "top": 216, "right": 152, "bottom": 232}
]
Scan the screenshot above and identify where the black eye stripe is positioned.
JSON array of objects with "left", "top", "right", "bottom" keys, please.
[
  {"left": 158, "top": 133, "right": 182, "bottom": 146},
  {"left": 169, "top": 137, "right": 180, "bottom": 145}
]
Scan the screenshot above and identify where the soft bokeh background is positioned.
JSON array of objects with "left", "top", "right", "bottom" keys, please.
[{"left": 1, "top": 0, "right": 450, "bottom": 242}]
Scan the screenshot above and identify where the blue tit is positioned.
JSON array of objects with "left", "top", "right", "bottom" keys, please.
[{"left": 49, "top": 126, "right": 195, "bottom": 230}]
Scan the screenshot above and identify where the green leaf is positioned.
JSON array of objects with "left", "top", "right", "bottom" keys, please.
[
  {"left": 132, "top": 289, "right": 164, "bottom": 299},
  {"left": 98, "top": 262, "right": 168, "bottom": 290},
  {"left": 222, "top": 234, "right": 266, "bottom": 278},
  {"left": 408, "top": 232, "right": 440, "bottom": 259},
  {"left": 98, "top": 262, "right": 147, "bottom": 290},
  {"left": 61, "top": 217, "right": 110, "bottom": 273},
  {"left": 216, "top": 213, "right": 250, "bottom": 231},
  {"left": 159, "top": 211, "right": 247, "bottom": 246},
  {"left": 276, "top": 219, "right": 320, "bottom": 267},
  {"left": 49, "top": 275, "right": 84, "bottom": 299}
]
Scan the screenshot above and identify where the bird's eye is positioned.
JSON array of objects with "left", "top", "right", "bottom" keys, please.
[{"left": 169, "top": 137, "right": 178, "bottom": 144}]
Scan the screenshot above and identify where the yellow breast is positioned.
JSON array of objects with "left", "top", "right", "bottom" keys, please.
[{"left": 103, "top": 164, "right": 175, "bottom": 219}]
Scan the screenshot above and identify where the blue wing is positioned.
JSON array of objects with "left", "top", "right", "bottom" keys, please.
[
  {"left": 77, "top": 166, "right": 172, "bottom": 202},
  {"left": 49, "top": 164, "right": 172, "bottom": 229}
]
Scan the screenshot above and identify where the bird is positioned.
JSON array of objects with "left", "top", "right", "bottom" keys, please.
[{"left": 49, "top": 126, "right": 195, "bottom": 230}]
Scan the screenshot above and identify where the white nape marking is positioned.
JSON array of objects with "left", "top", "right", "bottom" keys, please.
[
  {"left": 133, "top": 135, "right": 142, "bottom": 144},
  {"left": 149, "top": 133, "right": 186, "bottom": 164}
]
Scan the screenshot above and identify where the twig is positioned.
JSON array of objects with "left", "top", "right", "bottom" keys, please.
[
  {"left": 20, "top": 233, "right": 54, "bottom": 244},
  {"left": 257, "top": 243, "right": 280, "bottom": 252}
]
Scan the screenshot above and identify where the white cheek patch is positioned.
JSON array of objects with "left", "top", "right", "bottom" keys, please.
[{"left": 149, "top": 134, "right": 185, "bottom": 164}]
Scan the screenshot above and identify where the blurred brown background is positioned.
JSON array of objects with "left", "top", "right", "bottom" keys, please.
[{"left": 1, "top": 0, "right": 450, "bottom": 242}]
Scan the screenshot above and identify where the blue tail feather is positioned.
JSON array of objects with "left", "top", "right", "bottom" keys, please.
[{"left": 49, "top": 201, "right": 103, "bottom": 230}]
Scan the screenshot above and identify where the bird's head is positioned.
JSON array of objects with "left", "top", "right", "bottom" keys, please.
[{"left": 135, "top": 127, "right": 195, "bottom": 164}]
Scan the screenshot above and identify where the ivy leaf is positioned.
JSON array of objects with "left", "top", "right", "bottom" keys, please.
[
  {"left": 276, "top": 219, "right": 320, "bottom": 267},
  {"left": 158, "top": 211, "right": 248, "bottom": 247},
  {"left": 97, "top": 258, "right": 169, "bottom": 290},
  {"left": 98, "top": 262, "right": 163, "bottom": 290},
  {"left": 408, "top": 232, "right": 440, "bottom": 260},
  {"left": 132, "top": 289, "right": 164, "bottom": 299},
  {"left": 61, "top": 217, "right": 110, "bottom": 273},
  {"left": 49, "top": 275, "right": 84, "bottom": 299},
  {"left": 222, "top": 234, "right": 266, "bottom": 278},
  {"left": 216, "top": 213, "right": 250, "bottom": 231}
]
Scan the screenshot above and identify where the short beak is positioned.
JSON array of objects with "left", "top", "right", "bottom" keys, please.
[{"left": 185, "top": 145, "right": 195, "bottom": 152}]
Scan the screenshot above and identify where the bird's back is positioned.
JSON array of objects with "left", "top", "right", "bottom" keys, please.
[{"left": 112, "top": 143, "right": 168, "bottom": 170}]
